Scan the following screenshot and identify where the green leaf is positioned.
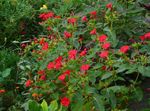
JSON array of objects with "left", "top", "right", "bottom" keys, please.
[
  {"left": 41, "top": 100, "right": 48, "bottom": 111},
  {"left": 49, "top": 100, "right": 58, "bottom": 111},
  {"left": 101, "top": 72, "right": 112, "bottom": 80},
  {"left": 28, "top": 100, "right": 41, "bottom": 111},
  {"left": 93, "top": 94, "right": 105, "bottom": 111},
  {"left": 138, "top": 66, "right": 150, "bottom": 77},
  {"left": 2, "top": 68, "right": 11, "bottom": 78}
]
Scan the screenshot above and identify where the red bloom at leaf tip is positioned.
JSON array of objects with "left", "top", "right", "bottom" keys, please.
[
  {"left": 81, "top": 64, "right": 90, "bottom": 71},
  {"left": 25, "top": 80, "right": 32, "bottom": 87},
  {"left": 58, "top": 74, "right": 66, "bottom": 81},
  {"left": 64, "top": 31, "right": 72, "bottom": 38},
  {"left": 37, "top": 70, "right": 45, "bottom": 75},
  {"left": 68, "top": 18, "right": 77, "bottom": 25},
  {"left": 47, "top": 27, "right": 51, "bottom": 31},
  {"left": 68, "top": 49, "right": 77, "bottom": 60},
  {"left": 120, "top": 45, "right": 130, "bottom": 53},
  {"left": 99, "top": 34, "right": 107, "bottom": 42},
  {"left": 47, "top": 62, "right": 55, "bottom": 70},
  {"left": 42, "top": 42, "right": 49, "bottom": 50},
  {"left": 82, "top": 16, "right": 88, "bottom": 22},
  {"left": 144, "top": 32, "right": 150, "bottom": 39},
  {"left": 63, "top": 70, "right": 71, "bottom": 76},
  {"left": 80, "top": 48, "right": 87, "bottom": 57},
  {"left": 0, "top": 89, "right": 6, "bottom": 94},
  {"left": 90, "top": 11, "right": 97, "bottom": 18},
  {"left": 90, "top": 28, "right": 97, "bottom": 35},
  {"left": 61, "top": 97, "right": 70, "bottom": 107},
  {"left": 40, "top": 75, "right": 46, "bottom": 81},
  {"left": 99, "top": 51, "right": 109, "bottom": 58},
  {"left": 106, "top": 3, "right": 113, "bottom": 9},
  {"left": 102, "top": 42, "right": 111, "bottom": 50}
]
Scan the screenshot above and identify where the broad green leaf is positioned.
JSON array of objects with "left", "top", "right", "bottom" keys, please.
[
  {"left": 49, "top": 100, "right": 58, "bottom": 111},
  {"left": 41, "top": 100, "right": 48, "bottom": 111},
  {"left": 138, "top": 66, "right": 150, "bottom": 77},
  {"left": 93, "top": 94, "right": 105, "bottom": 111},
  {"left": 28, "top": 100, "right": 41, "bottom": 111},
  {"left": 2, "top": 68, "right": 11, "bottom": 78},
  {"left": 101, "top": 72, "right": 112, "bottom": 80}
]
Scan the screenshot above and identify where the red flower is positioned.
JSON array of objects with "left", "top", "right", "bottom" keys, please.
[
  {"left": 144, "top": 32, "right": 150, "bottom": 39},
  {"left": 47, "top": 27, "right": 51, "bottom": 31},
  {"left": 120, "top": 45, "right": 130, "bottom": 53},
  {"left": 140, "top": 35, "right": 145, "bottom": 41},
  {"left": 54, "top": 61, "right": 62, "bottom": 70},
  {"left": 39, "top": 38, "right": 45, "bottom": 45},
  {"left": 40, "top": 75, "right": 46, "bottom": 81},
  {"left": 80, "top": 64, "right": 90, "bottom": 71},
  {"left": 68, "top": 18, "right": 77, "bottom": 25},
  {"left": 64, "top": 31, "right": 72, "bottom": 38},
  {"left": 0, "top": 89, "right": 6, "bottom": 94},
  {"left": 37, "top": 70, "right": 45, "bottom": 75},
  {"left": 82, "top": 16, "right": 88, "bottom": 22},
  {"left": 47, "top": 62, "right": 55, "bottom": 70},
  {"left": 63, "top": 70, "right": 71, "bottom": 76},
  {"left": 79, "top": 48, "right": 87, "bottom": 57},
  {"left": 21, "top": 43, "right": 26, "bottom": 48},
  {"left": 58, "top": 74, "right": 66, "bottom": 81},
  {"left": 106, "top": 3, "right": 113, "bottom": 10},
  {"left": 90, "top": 11, "right": 97, "bottom": 18},
  {"left": 102, "top": 42, "right": 111, "bottom": 50},
  {"left": 99, "top": 51, "right": 109, "bottom": 59},
  {"left": 39, "top": 12, "right": 54, "bottom": 21},
  {"left": 42, "top": 42, "right": 49, "bottom": 50},
  {"left": 55, "top": 56, "right": 63, "bottom": 63},
  {"left": 68, "top": 50, "right": 77, "bottom": 60},
  {"left": 99, "top": 34, "right": 107, "bottom": 42},
  {"left": 90, "top": 28, "right": 97, "bottom": 35},
  {"left": 61, "top": 97, "right": 70, "bottom": 107},
  {"left": 25, "top": 80, "right": 32, "bottom": 87}
]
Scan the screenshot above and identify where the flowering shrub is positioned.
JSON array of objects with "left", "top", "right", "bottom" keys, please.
[{"left": 1, "top": 0, "right": 149, "bottom": 111}]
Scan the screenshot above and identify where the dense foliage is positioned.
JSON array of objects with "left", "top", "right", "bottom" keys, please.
[{"left": 0, "top": 0, "right": 150, "bottom": 111}]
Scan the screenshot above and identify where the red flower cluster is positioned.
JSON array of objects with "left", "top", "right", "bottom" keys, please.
[
  {"left": 47, "top": 56, "right": 63, "bottom": 70},
  {"left": 68, "top": 50, "right": 77, "bottom": 60},
  {"left": 79, "top": 48, "right": 87, "bottom": 57},
  {"left": 42, "top": 42, "right": 49, "bottom": 50},
  {"left": 99, "top": 34, "right": 110, "bottom": 59},
  {"left": 90, "top": 11, "right": 97, "bottom": 18},
  {"left": 140, "top": 32, "right": 150, "bottom": 41},
  {"left": 0, "top": 89, "right": 6, "bottom": 94},
  {"left": 102, "top": 42, "right": 111, "bottom": 50},
  {"left": 99, "top": 51, "right": 109, "bottom": 59},
  {"left": 82, "top": 16, "right": 88, "bottom": 22},
  {"left": 80, "top": 64, "right": 90, "bottom": 71},
  {"left": 39, "top": 12, "right": 54, "bottom": 21},
  {"left": 99, "top": 34, "right": 107, "bottom": 43},
  {"left": 61, "top": 97, "right": 70, "bottom": 107},
  {"left": 58, "top": 70, "right": 71, "bottom": 81},
  {"left": 64, "top": 31, "right": 72, "bottom": 38},
  {"left": 90, "top": 28, "right": 97, "bottom": 35},
  {"left": 68, "top": 18, "right": 77, "bottom": 25},
  {"left": 120, "top": 45, "right": 130, "bottom": 54},
  {"left": 37, "top": 70, "right": 46, "bottom": 81},
  {"left": 106, "top": 3, "right": 113, "bottom": 10},
  {"left": 25, "top": 80, "right": 32, "bottom": 87}
]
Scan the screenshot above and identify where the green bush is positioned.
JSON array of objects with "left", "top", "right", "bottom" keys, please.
[{"left": 0, "top": 0, "right": 33, "bottom": 45}]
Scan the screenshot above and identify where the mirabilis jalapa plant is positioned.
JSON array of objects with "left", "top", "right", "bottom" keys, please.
[{"left": 19, "top": 1, "right": 150, "bottom": 111}]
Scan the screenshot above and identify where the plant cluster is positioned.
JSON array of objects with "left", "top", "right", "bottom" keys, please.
[{"left": 0, "top": 0, "right": 150, "bottom": 111}]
